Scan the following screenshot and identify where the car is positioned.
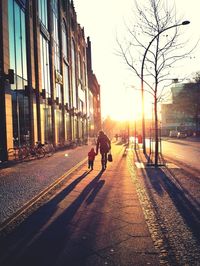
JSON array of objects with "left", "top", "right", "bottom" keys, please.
[
  {"left": 177, "top": 132, "right": 187, "bottom": 138},
  {"left": 169, "top": 130, "right": 178, "bottom": 137}
]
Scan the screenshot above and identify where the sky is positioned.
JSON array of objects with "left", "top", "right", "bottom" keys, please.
[{"left": 73, "top": 0, "right": 200, "bottom": 121}]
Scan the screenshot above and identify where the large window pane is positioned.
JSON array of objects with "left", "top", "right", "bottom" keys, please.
[
  {"left": 14, "top": 3, "right": 22, "bottom": 77},
  {"left": 38, "top": 0, "right": 48, "bottom": 28},
  {"left": 63, "top": 63, "right": 69, "bottom": 104},
  {"left": 40, "top": 34, "right": 51, "bottom": 97},
  {"left": 71, "top": 39, "right": 77, "bottom": 108},
  {"left": 8, "top": 0, "right": 16, "bottom": 71},
  {"left": 8, "top": 0, "right": 29, "bottom": 145},
  {"left": 21, "top": 12, "right": 27, "bottom": 80}
]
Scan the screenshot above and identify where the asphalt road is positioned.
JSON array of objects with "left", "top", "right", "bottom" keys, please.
[{"left": 161, "top": 138, "right": 200, "bottom": 172}]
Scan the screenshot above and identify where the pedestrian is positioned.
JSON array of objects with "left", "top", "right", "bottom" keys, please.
[
  {"left": 96, "top": 130, "right": 111, "bottom": 170},
  {"left": 88, "top": 147, "right": 96, "bottom": 170}
]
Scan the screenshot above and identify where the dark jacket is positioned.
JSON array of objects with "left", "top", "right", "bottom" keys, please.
[
  {"left": 88, "top": 148, "right": 96, "bottom": 161},
  {"left": 96, "top": 134, "right": 111, "bottom": 154}
]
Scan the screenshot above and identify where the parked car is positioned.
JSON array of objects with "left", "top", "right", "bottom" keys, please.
[
  {"left": 169, "top": 130, "right": 178, "bottom": 137},
  {"left": 177, "top": 132, "right": 187, "bottom": 138}
]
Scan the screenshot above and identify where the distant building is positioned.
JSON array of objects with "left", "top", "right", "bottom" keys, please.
[
  {"left": 0, "top": 0, "right": 101, "bottom": 161},
  {"left": 161, "top": 81, "right": 200, "bottom": 135}
]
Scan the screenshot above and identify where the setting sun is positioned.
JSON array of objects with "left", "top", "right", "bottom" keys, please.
[{"left": 102, "top": 86, "right": 153, "bottom": 122}]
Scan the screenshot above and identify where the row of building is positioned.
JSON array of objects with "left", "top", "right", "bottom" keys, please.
[{"left": 0, "top": 0, "right": 101, "bottom": 161}]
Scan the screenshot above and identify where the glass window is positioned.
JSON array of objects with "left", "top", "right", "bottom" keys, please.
[
  {"left": 40, "top": 34, "right": 51, "bottom": 97},
  {"left": 8, "top": 0, "right": 15, "bottom": 71},
  {"left": 38, "top": 0, "right": 48, "bottom": 28},
  {"left": 8, "top": 0, "right": 27, "bottom": 82},
  {"left": 52, "top": 0, "right": 61, "bottom": 102},
  {"left": 21, "top": 12, "right": 27, "bottom": 80},
  {"left": 62, "top": 21, "right": 68, "bottom": 60},
  {"left": 78, "top": 53, "right": 82, "bottom": 80},
  {"left": 8, "top": 0, "right": 29, "bottom": 145},
  {"left": 63, "top": 63, "right": 69, "bottom": 104},
  {"left": 83, "top": 62, "right": 87, "bottom": 87},
  {"left": 71, "top": 39, "right": 77, "bottom": 108},
  {"left": 14, "top": 3, "right": 22, "bottom": 78},
  {"left": 44, "top": 106, "right": 53, "bottom": 142}
]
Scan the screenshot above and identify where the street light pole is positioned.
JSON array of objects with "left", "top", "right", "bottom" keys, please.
[{"left": 140, "top": 20, "right": 190, "bottom": 155}]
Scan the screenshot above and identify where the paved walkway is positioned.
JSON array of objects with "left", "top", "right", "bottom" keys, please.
[
  {"left": 0, "top": 144, "right": 92, "bottom": 225},
  {"left": 0, "top": 144, "right": 160, "bottom": 266}
]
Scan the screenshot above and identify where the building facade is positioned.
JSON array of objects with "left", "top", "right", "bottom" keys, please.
[
  {"left": 161, "top": 82, "right": 199, "bottom": 136},
  {"left": 0, "top": 0, "right": 101, "bottom": 161},
  {"left": 86, "top": 37, "right": 101, "bottom": 137}
]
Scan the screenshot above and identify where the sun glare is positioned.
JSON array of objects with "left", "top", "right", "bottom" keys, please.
[{"left": 104, "top": 88, "right": 152, "bottom": 122}]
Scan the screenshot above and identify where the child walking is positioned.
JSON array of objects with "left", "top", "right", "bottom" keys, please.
[{"left": 88, "top": 148, "right": 96, "bottom": 170}]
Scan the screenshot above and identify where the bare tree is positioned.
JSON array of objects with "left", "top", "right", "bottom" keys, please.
[{"left": 117, "top": 0, "right": 194, "bottom": 166}]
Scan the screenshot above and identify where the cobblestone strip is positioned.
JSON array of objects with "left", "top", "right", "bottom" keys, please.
[
  {"left": 0, "top": 157, "right": 87, "bottom": 233},
  {"left": 126, "top": 151, "right": 175, "bottom": 266}
]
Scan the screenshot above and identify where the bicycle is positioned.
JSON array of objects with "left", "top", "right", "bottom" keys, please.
[
  {"left": 42, "top": 142, "right": 55, "bottom": 157},
  {"left": 30, "top": 143, "right": 45, "bottom": 159},
  {"left": 17, "top": 143, "right": 45, "bottom": 161},
  {"left": 7, "top": 146, "right": 28, "bottom": 161},
  {"left": 7, "top": 147, "right": 18, "bottom": 161}
]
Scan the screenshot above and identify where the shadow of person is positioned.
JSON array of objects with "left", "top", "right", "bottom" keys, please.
[
  {"left": 86, "top": 180, "right": 105, "bottom": 204},
  {"left": 0, "top": 170, "right": 91, "bottom": 260},
  {"left": 1, "top": 170, "right": 105, "bottom": 266}
]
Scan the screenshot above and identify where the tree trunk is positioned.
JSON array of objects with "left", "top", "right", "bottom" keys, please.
[{"left": 154, "top": 97, "right": 159, "bottom": 166}]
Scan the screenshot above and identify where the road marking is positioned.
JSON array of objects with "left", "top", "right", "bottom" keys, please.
[
  {"left": 165, "top": 163, "right": 180, "bottom": 169},
  {"left": 135, "top": 162, "right": 145, "bottom": 168},
  {"left": 135, "top": 161, "right": 180, "bottom": 169},
  {"left": 175, "top": 154, "right": 184, "bottom": 159}
]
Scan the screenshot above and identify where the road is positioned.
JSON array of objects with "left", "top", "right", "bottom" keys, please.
[{"left": 161, "top": 138, "right": 200, "bottom": 172}]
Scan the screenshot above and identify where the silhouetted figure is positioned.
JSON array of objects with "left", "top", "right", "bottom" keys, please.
[
  {"left": 88, "top": 148, "right": 96, "bottom": 170},
  {"left": 96, "top": 130, "right": 111, "bottom": 170}
]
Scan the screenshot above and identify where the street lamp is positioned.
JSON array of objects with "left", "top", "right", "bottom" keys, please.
[{"left": 140, "top": 20, "right": 190, "bottom": 154}]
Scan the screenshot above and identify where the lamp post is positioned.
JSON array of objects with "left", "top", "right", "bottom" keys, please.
[{"left": 140, "top": 20, "right": 190, "bottom": 155}]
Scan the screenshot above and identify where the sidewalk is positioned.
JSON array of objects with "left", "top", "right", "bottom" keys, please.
[
  {"left": 0, "top": 144, "right": 92, "bottom": 225},
  {"left": 0, "top": 144, "right": 160, "bottom": 266}
]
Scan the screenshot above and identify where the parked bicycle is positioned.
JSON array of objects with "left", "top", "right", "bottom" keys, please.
[
  {"left": 42, "top": 142, "right": 55, "bottom": 157},
  {"left": 25, "top": 142, "right": 45, "bottom": 160},
  {"left": 7, "top": 142, "right": 45, "bottom": 162}
]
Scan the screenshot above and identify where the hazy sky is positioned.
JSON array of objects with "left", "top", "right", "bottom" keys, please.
[{"left": 73, "top": 0, "right": 200, "bottom": 120}]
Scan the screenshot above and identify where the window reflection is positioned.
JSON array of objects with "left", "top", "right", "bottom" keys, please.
[
  {"left": 52, "top": 0, "right": 62, "bottom": 103},
  {"left": 71, "top": 39, "right": 77, "bottom": 108},
  {"left": 40, "top": 34, "right": 51, "bottom": 97},
  {"left": 8, "top": 0, "right": 30, "bottom": 146},
  {"left": 38, "top": 0, "right": 48, "bottom": 28},
  {"left": 62, "top": 21, "right": 70, "bottom": 105}
]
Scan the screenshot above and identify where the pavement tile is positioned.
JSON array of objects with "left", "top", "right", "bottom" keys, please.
[
  {"left": 98, "top": 236, "right": 159, "bottom": 265},
  {"left": 70, "top": 225, "right": 132, "bottom": 251},
  {"left": 122, "top": 223, "right": 151, "bottom": 237},
  {"left": 73, "top": 214, "right": 129, "bottom": 236},
  {"left": 112, "top": 210, "right": 146, "bottom": 224}
]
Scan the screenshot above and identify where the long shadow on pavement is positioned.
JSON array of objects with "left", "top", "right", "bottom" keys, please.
[
  {"left": 0, "top": 170, "right": 105, "bottom": 266},
  {"left": 146, "top": 167, "right": 200, "bottom": 243}
]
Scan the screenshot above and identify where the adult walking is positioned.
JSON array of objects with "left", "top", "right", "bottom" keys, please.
[{"left": 96, "top": 130, "right": 111, "bottom": 170}]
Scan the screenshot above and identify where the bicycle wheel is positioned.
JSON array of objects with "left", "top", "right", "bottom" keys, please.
[
  {"left": 47, "top": 144, "right": 55, "bottom": 156},
  {"left": 36, "top": 147, "right": 45, "bottom": 159},
  {"left": 18, "top": 147, "right": 28, "bottom": 161},
  {"left": 7, "top": 148, "right": 17, "bottom": 161}
]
